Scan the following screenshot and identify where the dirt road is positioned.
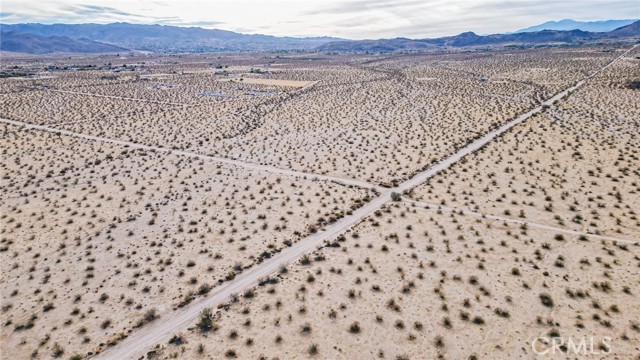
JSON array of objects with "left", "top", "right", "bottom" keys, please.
[
  {"left": 403, "top": 200, "right": 638, "bottom": 244},
  {"left": 0, "top": 117, "right": 376, "bottom": 189}
]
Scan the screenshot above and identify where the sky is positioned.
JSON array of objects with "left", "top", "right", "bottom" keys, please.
[{"left": 1, "top": 0, "right": 638, "bottom": 39}]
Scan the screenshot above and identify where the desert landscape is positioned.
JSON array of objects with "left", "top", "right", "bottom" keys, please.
[{"left": 1, "top": 39, "right": 639, "bottom": 360}]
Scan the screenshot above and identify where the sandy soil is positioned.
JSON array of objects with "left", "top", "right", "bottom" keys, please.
[
  {"left": 1, "top": 47, "right": 620, "bottom": 186},
  {"left": 411, "top": 57, "right": 640, "bottom": 239},
  {"left": 147, "top": 204, "right": 639, "bottom": 359},
  {"left": 1, "top": 45, "right": 637, "bottom": 360},
  {"left": 0, "top": 124, "right": 371, "bottom": 359}
]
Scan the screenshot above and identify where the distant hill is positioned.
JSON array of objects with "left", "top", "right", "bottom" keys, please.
[
  {"left": 0, "top": 23, "right": 343, "bottom": 52},
  {"left": 516, "top": 19, "right": 638, "bottom": 33},
  {"left": 0, "top": 31, "right": 128, "bottom": 54},
  {"left": 317, "top": 21, "right": 640, "bottom": 53},
  {"left": 608, "top": 20, "right": 640, "bottom": 37}
]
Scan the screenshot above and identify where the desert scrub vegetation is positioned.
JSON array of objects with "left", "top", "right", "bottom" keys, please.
[
  {"left": 0, "top": 122, "right": 372, "bottom": 359},
  {"left": 2, "top": 46, "right": 637, "bottom": 360},
  {"left": 167, "top": 196, "right": 639, "bottom": 359}
]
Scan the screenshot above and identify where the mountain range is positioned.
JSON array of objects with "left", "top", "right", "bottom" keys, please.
[
  {"left": 516, "top": 19, "right": 638, "bottom": 33},
  {"left": 318, "top": 21, "right": 640, "bottom": 53},
  {"left": 0, "top": 31, "right": 128, "bottom": 54},
  {"left": 0, "top": 23, "right": 341, "bottom": 53},
  {"left": 0, "top": 19, "right": 638, "bottom": 54}
]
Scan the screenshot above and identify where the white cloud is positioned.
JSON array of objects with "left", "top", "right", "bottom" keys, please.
[{"left": 1, "top": 0, "right": 638, "bottom": 39}]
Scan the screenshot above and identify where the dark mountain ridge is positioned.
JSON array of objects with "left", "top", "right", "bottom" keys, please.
[
  {"left": 0, "top": 22, "right": 343, "bottom": 52},
  {"left": 317, "top": 21, "right": 640, "bottom": 52},
  {"left": 516, "top": 19, "right": 638, "bottom": 33},
  {"left": 0, "top": 31, "right": 128, "bottom": 54}
]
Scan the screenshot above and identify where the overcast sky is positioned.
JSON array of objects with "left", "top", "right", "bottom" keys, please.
[{"left": 1, "top": 0, "right": 638, "bottom": 39}]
